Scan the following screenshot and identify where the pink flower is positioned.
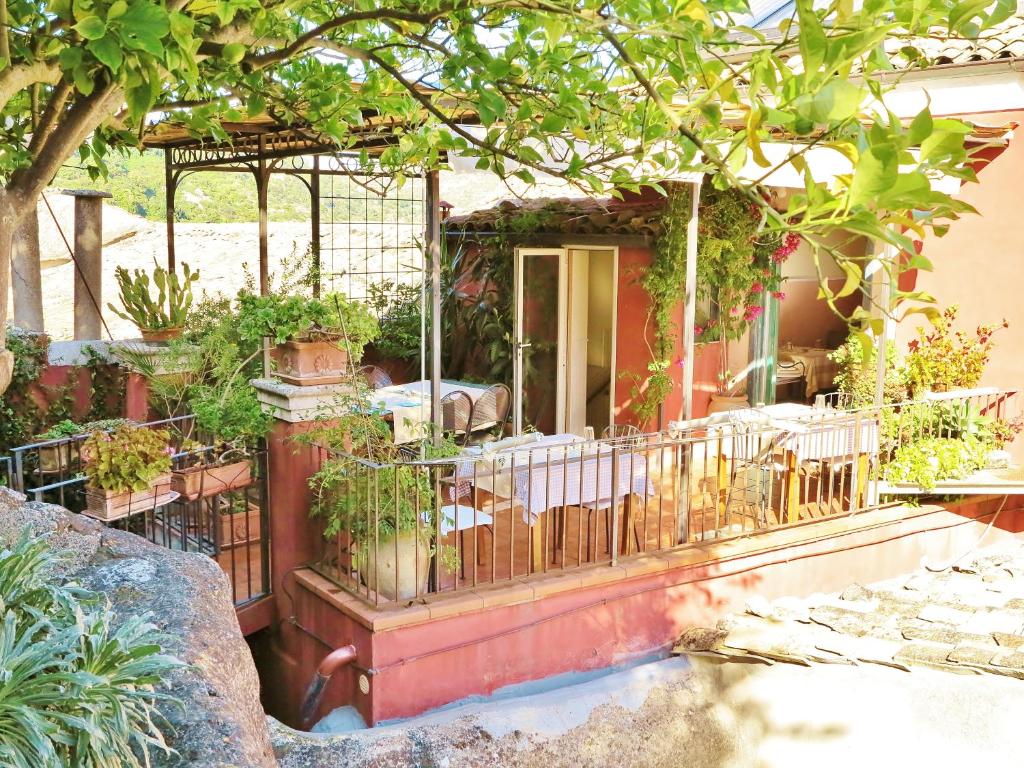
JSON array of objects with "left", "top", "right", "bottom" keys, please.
[
  {"left": 771, "top": 290, "right": 786, "bottom": 300},
  {"left": 751, "top": 281, "right": 764, "bottom": 293},
  {"left": 730, "top": 306, "right": 741, "bottom": 316},
  {"left": 743, "top": 305, "right": 764, "bottom": 321}
]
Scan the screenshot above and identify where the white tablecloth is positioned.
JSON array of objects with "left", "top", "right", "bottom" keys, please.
[
  {"left": 451, "top": 433, "right": 655, "bottom": 522},
  {"left": 780, "top": 347, "right": 839, "bottom": 397},
  {"left": 369, "top": 380, "right": 489, "bottom": 444}
]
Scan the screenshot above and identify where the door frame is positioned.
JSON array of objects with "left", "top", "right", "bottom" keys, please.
[
  {"left": 563, "top": 244, "right": 619, "bottom": 435},
  {"left": 513, "top": 247, "right": 568, "bottom": 435}
]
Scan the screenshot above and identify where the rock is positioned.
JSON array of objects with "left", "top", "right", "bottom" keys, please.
[
  {"left": 0, "top": 493, "right": 276, "bottom": 767},
  {"left": 840, "top": 584, "right": 871, "bottom": 602},
  {"left": 744, "top": 594, "right": 773, "bottom": 619},
  {"left": 674, "top": 626, "right": 727, "bottom": 652}
]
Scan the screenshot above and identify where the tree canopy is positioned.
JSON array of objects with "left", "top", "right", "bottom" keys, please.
[{"left": 0, "top": 0, "right": 1014, "bottom": 390}]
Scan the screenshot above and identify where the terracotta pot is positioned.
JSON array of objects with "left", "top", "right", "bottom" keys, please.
[
  {"left": 707, "top": 394, "right": 749, "bottom": 415},
  {"left": 362, "top": 530, "right": 430, "bottom": 601},
  {"left": 83, "top": 473, "right": 174, "bottom": 522},
  {"left": 172, "top": 459, "right": 252, "bottom": 501},
  {"left": 270, "top": 339, "right": 350, "bottom": 386},
  {"left": 140, "top": 327, "right": 183, "bottom": 343},
  {"left": 218, "top": 500, "right": 263, "bottom": 547}
]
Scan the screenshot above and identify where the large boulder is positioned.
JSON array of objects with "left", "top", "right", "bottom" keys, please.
[{"left": 0, "top": 488, "right": 277, "bottom": 767}]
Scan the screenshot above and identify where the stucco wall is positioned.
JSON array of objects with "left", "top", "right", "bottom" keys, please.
[{"left": 896, "top": 109, "right": 1024, "bottom": 393}]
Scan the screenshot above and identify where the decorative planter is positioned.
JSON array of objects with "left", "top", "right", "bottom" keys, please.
[
  {"left": 172, "top": 459, "right": 252, "bottom": 501},
  {"left": 218, "top": 500, "right": 263, "bottom": 547},
  {"left": 83, "top": 474, "right": 175, "bottom": 522},
  {"left": 37, "top": 442, "right": 79, "bottom": 474},
  {"left": 140, "top": 327, "right": 183, "bottom": 343},
  {"left": 362, "top": 530, "right": 430, "bottom": 601},
  {"left": 271, "top": 338, "right": 349, "bottom": 386}
]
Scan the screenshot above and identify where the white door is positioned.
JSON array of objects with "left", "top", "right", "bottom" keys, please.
[{"left": 513, "top": 248, "right": 567, "bottom": 434}]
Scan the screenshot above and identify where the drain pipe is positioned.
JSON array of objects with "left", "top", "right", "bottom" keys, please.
[{"left": 300, "top": 644, "right": 358, "bottom": 728}]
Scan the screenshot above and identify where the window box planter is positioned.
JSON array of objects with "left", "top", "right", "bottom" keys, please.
[
  {"left": 37, "top": 442, "right": 79, "bottom": 474},
  {"left": 217, "top": 499, "right": 263, "bottom": 548},
  {"left": 139, "top": 327, "right": 183, "bottom": 343},
  {"left": 270, "top": 338, "right": 350, "bottom": 386},
  {"left": 172, "top": 459, "right": 252, "bottom": 501},
  {"left": 83, "top": 474, "right": 176, "bottom": 522}
]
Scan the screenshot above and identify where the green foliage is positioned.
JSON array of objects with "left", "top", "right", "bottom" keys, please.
[
  {"left": 82, "top": 424, "right": 172, "bottom": 492},
  {"left": 322, "top": 292, "right": 381, "bottom": 360},
  {"left": 109, "top": 262, "right": 199, "bottom": 332},
  {"left": 367, "top": 281, "right": 422, "bottom": 363},
  {"left": 0, "top": 330, "right": 75, "bottom": 454},
  {"left": 236, "top": 293, "right": 332, "bottom": 346},
  {"left": 0, "top": 533, "right": 180, "bottom": 767},
  {"left": 906, "top": 305, "right": 1007, "bottom": 394},
  {"left": 883, "top": 434, "right": 990, "bottom": 490},
  {"left": 35, "top": 419, "right": 82, "bottom": 440},
  {"left": 830, "top": 333, "right": 909, "bottom": 406}
]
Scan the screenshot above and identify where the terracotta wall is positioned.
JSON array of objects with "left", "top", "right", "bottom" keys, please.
[{"left": 896, "top": 109, "right": 1024, "bottom": 394}]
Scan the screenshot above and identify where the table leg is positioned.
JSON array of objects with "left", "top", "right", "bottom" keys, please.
[
  {"left": 622, "top": 495, "right": 635, "bottom": 556},
  {"left": 530, "top": 519, "right": 543, "bottom": 574},
  {"left": 783, "top": 449, "right": 799, "bottom": 524}
]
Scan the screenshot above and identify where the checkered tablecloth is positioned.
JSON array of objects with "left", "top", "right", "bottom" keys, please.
[{"left": 450, "top": 434, "right": 655, "bottom": 522}]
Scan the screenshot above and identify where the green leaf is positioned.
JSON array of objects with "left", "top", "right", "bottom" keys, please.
[
  {"left": 74, "top": 16, "right": 107, "bottom": 40},
  {"left": 848, "top": 142, "right": 897, "bottom": 206},
  {"left": 88, "top": 36, "right": 123, "bottom": 70},
  {"left": 221, "top": 42, "right": 245, "bottom": 64}
]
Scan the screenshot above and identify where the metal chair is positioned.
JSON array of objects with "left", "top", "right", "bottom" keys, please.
[
  {"left": 601, "top": 423, "right": 644, "bottom": 445},
  {"left": 359, "top": 365, "right": 393, "bottom": 390},
  {"left": 578, "top": 425, "right": 646, "bottom": 559},
  {"left": 775, "top": 359, "right": 806, "bottom": 403},
  {"left": 467, "top": 383, "right": 511, "bottom": 444},
  {"left": 438, "top": 390, "right": 473, "bottom": 444}
]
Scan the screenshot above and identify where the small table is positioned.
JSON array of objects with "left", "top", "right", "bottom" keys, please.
[
  {"left": 780, "top": 347, "right": 838, "bottom": 398},
  {"left": 369, "top": 380, "right": 490, "bottom": 443}
]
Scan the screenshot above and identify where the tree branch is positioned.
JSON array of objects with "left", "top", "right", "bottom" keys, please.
[{"left": 0, "top": 60, "right": 60, "bottom": 113}]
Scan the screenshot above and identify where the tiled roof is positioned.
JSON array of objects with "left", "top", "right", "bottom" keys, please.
[
  {"left": 894, "top": 15, "right": 1024, "bottom": 67},
  {"left": 676, "top": 544, "right": 1024, "bottom": 678},
  {"left": 444, "top": 195, "right": 665, "bottom": 238}
]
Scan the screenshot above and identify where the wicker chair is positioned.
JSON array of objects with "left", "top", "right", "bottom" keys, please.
[
  {"left": 438, "top": 390, "right": 473, "bottom": 444},
  {"left": 358, "top": 365, "right": 393, "bottom": 390},
  {"left": 467, "top": 383, "right": 511, "bottom": 444}
]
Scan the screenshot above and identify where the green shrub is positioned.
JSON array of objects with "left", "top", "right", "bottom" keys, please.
[
  {"left": 367, "top": 281, "right": 422, "bottom": 362},
  {"left": 0, "top": 534, "right": 181, "bottom": 767},
  {"left": 830, "top": 333, "right": 908, "bottom": 406},
  {"left": 883, "top": 434, "right": 990, "bottom": 490},
  {"left": 82, "top": 424, "right": 172, "bottom": 492}
]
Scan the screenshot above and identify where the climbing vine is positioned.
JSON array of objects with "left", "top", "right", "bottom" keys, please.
[
  {"left": 629, "top": 184, "right": 796, "bottom": 424},
  {"left": 0, "top": 330, "right": 74, "bottom": 454}
]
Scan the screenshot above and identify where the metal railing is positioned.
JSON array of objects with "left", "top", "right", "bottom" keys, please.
[
  {"left": 309, "top": 388, "right": 1020, "bottom": 608},
  {"left": 1, "top": 416, "right": 271, "bottom": 608}
]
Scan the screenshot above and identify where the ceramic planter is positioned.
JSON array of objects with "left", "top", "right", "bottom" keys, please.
[
  {"left": 83, "top": 473, "right": 174, "bottom": 522},
  {"left": 218, "top": 500, "right": 263, "bottom": 547},
  {"left": 362, "top": 530, "right": 430, "bottom": 601},
  {"left": 139, "top": 327, "right": 183, "bottom": 343},
  {"left": 37, "top": 442, "right": 79, "bottom": 474},
  {"left": 271, "top": 338, "right": 350, "bottom": 386},
  {"left": 172, "top": 459, "right": 252, "bottom": 501}
]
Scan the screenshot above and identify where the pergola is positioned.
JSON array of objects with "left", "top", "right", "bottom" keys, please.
[{"left": 142, "top": 113, "right": 467, "bottom": 432}]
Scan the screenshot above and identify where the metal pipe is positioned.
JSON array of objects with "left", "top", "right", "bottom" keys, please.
[{"left": 299, "top": 644, "right": 358, "bottom": 728}]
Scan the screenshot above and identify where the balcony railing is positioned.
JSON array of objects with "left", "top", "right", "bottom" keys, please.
[
  {"left": 1, "top": 416, "right": 271, "bottom": 608},
  {"left": 309, "top": 389, "right": 1019, "bottom": 608}
]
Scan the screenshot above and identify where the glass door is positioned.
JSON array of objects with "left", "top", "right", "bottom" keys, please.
[{"left": 513, "top": 248, "right": 567, "bottom": 434}]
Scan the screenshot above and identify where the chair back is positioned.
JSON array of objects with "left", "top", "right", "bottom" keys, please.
[
  {"left": 601, "top": 423, "right": 643, "bottom": 446},
  {"left": 775, "top": 359, "right": 805, "bottom": 383},
  {"left": 359, "top": 365, "right": 393, "bottom": 389},
  {"left": 469, "top": 384, "right": 512, "bottom": 435},
  {"left": 439, "top": 391, "right": 473, "bottom": 438}
]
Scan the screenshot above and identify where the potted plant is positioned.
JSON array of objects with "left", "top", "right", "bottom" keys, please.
[
  {"left": 81, "top": 424, "right": 173, "bottom": 521},
  {"left": 109, "top": 262, "right": 199, "bottom": 342},
  {"left": 906, "top": 306, "right": 1007, "bottom": 396},
  {"left": 304, "top": 377, "right": 458, "bottom": 600},
  {"left": 34, "top": 419, "right": 83, "bottom": 473},
  {"left": 238, "top": 292, "right": 379, "bottom": 386}
]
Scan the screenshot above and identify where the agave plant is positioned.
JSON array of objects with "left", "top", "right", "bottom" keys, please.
[
  {"left": 109, "top": 262, "right": 199, "bottom": 334},
  {"left": 0, "top": 534, "right": 181, "bottom": 767}
]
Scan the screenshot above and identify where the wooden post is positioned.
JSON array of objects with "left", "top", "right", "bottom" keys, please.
[{"left": 64, "top": 189, "right": 111, "bottom": 340}]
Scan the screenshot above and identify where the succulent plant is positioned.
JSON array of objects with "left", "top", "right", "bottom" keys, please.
[{"left": 108, "top": 262, "right": 199, "bottom": 332}]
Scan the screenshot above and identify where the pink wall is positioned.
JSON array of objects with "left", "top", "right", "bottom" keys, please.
[{"left": 896, "top": 110, "right": 1024, "bottom": 392}]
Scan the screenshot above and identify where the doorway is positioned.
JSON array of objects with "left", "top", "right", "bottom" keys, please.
[{"left": 513, "top": 246, "right": 618, "bottom": 436}]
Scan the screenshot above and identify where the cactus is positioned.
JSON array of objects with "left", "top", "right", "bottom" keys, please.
[{"left": 108, "top": 262, "right": 199, "bottom": 332}]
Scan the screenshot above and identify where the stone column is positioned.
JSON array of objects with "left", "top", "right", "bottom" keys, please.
[
  {"left": 12, "top": 203, "right": 44, "bottom": 332},
  {"left": 64, "top": 189, "right": 112, "bottom": 340}
]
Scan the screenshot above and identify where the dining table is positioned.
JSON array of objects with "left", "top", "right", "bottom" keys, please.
[
  {"left": 779, "top": 346, "right": 839, "bottom": 398},
  {"left": 449, "top": 432, "right": 656, "bottom": 569},
  {"left": 368, "top": 379, "right": 490, "bottom": 443}
]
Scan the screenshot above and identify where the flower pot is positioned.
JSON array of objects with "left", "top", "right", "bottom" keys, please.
[
  {"left": 218, "top": 500, "right": 263, "bottom": 547},
  {"left": 707, "top": 394, "right": 749, "bottom": 415},
  {"left": 270, "top": 339, "right": 350, "bottom": 386},
  {"left": 362, "top": 529, "right": 430, "bottom": 601},
  {"left": 172, "top": 459, "right": 252, "bottom": 501},
  {"left": 83, "top": 473, "right": 175, "bottom": 522},
  {"left": 140, "top": 327, "right": 183, "bottom": 343},
  {"left": 37, "top": 442, "right": 79, "bottom": 474}
]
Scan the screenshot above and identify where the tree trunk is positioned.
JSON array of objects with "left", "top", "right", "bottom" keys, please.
[
  {"left": 0, "top": 199, "right": 14, "bottom": 393},
  {"left": 12, "top": 201, "right": 43, "bottom": 332}
]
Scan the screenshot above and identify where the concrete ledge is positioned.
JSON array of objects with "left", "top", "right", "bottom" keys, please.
[{"left": 252, "top": 378, "right": 355, "bottom": 423}]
